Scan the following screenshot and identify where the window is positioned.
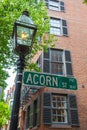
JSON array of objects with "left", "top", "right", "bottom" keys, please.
[
  {"left": 25, "top": 96, "right": 40, "bottom": 129},
  {"left": 42, "top": 92, "right": 79, "bottom": 126},
  {"left": 45, "top": 0, "right": 65, "bottom": 12},
  {"left": 51, "top": 50, "right": 63, "bottom": 75},
  {"left": 37, "top": 48, "right": 73, "bottom": 77},
  {"left": 52, "top": 95, "right": 67, "bottom": 123},
  {"left": 50, "top": 18, "right": 68, "bottom": 36}
]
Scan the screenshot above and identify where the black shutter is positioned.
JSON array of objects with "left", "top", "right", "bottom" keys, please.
[
  {"left": 43, "top": 49, "right": 50, "bottom": 73},
  {"left": 63, "top": 27, "right": 68, "bottom": 36},
  {"left": 65, "top": 50, "right": 73, "bottom": 76},
  {"left": 62, "top": 20, "right": 67, "bottom": 26},
  {"left": 33, "top": 100, "right": 37, "bottom": 127},
  {"left": 60, "top": 1, "right": 65, "bottom": 12},
  {"left": 42, "top": 92, "right": 52, "bottom": 124},
  {"left": 62, "top": 20, "right": 68, "bottom": 36},
  {"left": 44, "top": 48, "right": 49, "bottom": 59},
  {"left": 60, "top": 6, "right": 65, "bottom": 11},
  {"left": 26, "top": 106, "right": 30, "bottom": 129},
  {"left": 65, "top": 51, "right": 71, "bottom": 62},
  {"left": 68, "top": 95, "right": 79, "bottom": 126},
  {"left": 36, "top": 95, "right": 40, "bottom": 126},
  {"left": 29, "top": 103, "right": 33, "bottom": 128},
  {"left": 66, "top": 63, "right": 73, "bottom": 76},
  {"left": 43, "top": 60, "right": 50, "bottom": 73},
  {"left": 60, "top": 1, "right": 64, "bottom": 6}
]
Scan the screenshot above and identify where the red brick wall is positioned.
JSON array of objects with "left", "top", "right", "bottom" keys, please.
[
  {"left": 22, "top": 0, "right": 87, "bottom": 130},
  {"left": 47, "top": 0, "right": 87, "bottom": 129}
]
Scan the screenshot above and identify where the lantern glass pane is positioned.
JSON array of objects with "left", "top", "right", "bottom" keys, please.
[{"left": 17, "top": 25, "right": 34, "bottom": 46}]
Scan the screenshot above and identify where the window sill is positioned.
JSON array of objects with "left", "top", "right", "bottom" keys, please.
[
  {"left": 26, "top": 126, "right": 38, "bottom": 130},
  {"left": 50, "top": 125, "right": 71, "bottom": 129},
  {"left": 32, "top": 126, "right": 38, "bottom": 130}
]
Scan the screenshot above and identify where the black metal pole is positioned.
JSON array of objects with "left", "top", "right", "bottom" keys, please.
[{"left": 9, "top": 54, "right": 25, "bottom": 130}]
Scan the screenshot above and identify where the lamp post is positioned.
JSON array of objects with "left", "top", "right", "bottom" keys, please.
[{"left": 9, "top": 10, "right": 37, "bottom": 130}]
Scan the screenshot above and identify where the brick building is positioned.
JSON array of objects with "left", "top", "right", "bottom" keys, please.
[{"left": 20, "top": 0, "right": 87, "bottom": 130}]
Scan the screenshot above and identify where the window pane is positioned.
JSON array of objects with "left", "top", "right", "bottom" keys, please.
[
  {"left": 51, "top": 63, "right": 63, "bottom": 75},
  {"left": 50, "top": 19, "right": 60, "bottom": 27},
  {"left": 49, "top": 1, "right": 59, "bottom": 11},
  {"left": 53, "top": 116, "right": 57, "bottom": 122},
  {"left": 52, "top": 102, "right": 57, "bottom": 107},
  {"left": 58, "top": 116, "right": 62, "bottom": 122},
  {"left": 49, "top": 0, "right": 59, "bottom": 10},
  {"left": 50, "top": 27, "right": 61, "bottom": 35},
  {"left": 49, "top": 1, "right": 59, "bottom": 7},
  {"left": 51, "top": 50, "right": 63, "bottom": 62},
  {"left": 49, "top": 6, "right": 59, "bottom": 11},
  {"left": 53, "top": 109, "right": 57, "bottom": 114},
  {"left": 57, "top": 109, "right": 61, "bottom": 115}
]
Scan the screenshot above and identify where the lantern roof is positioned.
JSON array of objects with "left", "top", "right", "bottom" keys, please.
[{"left": 17, "top": 10, "right": 34, "bottom": 26}]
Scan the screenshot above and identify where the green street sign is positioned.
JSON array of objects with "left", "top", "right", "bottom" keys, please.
[{"left": 23, "top": 71, "right": 77, "bottom": 90}]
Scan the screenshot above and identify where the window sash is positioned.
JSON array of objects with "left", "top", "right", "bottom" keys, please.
[
  {"left": 50, "top": 27, "right": 61, "bottom": 35},
  {"left": 51, "top": 50, "right": 63, "bottom": 62},
  {"left": 45, "top": 0, "right": 65, "bottom": 12},
  {"left": 49, "top": 1, "right": 60, "bottom": 11},
  {"left": 50, "top": 18, "right": 61, "bottom": 35},
  {"left": 51, "top": 62, "right": 64, "bottom": 75},
  {"left": 50, "top": 49, "right": 64, "bottom": 75},
  {"left": 52, "top": 95, "right": 67, "bottom": 123},
  {"left": 50, "top": 18, "right": 68, "bottom": 36},
  {"left": 50, "top": 19, "right": 60, "bottom": 27}
]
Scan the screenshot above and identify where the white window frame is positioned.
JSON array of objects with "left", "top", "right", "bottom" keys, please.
[
  {"left": 50, "top": 49, "right": 65, "bottom": 75},
  {"left": 52, "top": 95, "right": 68, "bottom": 124},
  {"left": 50, "top": 18, "right": 68, "bottom": 36},
  {"left": 37, "top": 49, "right": 73, "bottom": 76},
  {"left": 50, "top": 18, "right": 61, "bottom": 35},
  {"left": 45, "top": 0, "right": 65, "bottom": 12}
]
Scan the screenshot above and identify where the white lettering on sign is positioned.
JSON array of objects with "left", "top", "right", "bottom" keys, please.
[
  {"left": 26, "top": 73, "right": 32, "bottom": 84},
  {"left": 33, "top": 74, "right": 38, "bottom": 84},
  {"left": 46, "top": 76, "right": 51, "bottom": 86},
  {"left": 62, "top": 82, "right": 67, "bottom": 88},
  {"left": 26, "top": 73, "right": 59, "bottom": 87},
  {"left": 52, "top": 77, "right": 58, "bottom": 87},
  {"left": 40, "top": 75, "right": 45, "bottom": 85}
]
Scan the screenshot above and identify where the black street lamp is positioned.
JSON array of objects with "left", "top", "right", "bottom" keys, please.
[{"left": 10, "top": 10, "right": 37, "bottom": 130}]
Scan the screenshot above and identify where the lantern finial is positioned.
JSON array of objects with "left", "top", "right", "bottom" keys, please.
[{"left": 22, "top": 10, "right": 29, "bottom": 17}]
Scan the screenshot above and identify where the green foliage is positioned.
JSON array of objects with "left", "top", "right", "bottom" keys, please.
[
  {"left": 83, "top": 0, "right": 87, "bottom": 3},
  {"left": 0, "top": 102, "right": 10, "bottom": 128},
  {"left": 84, "top": 0, "right": 87, "bottom": 4},
  {"left": 26, "top": 62, "right": 42, "bottom": 72},
  {"left": 0, "top": 69, "right": 9, "bottom": 89},
  {"left": 0, "top": 0, "right": 56, "bottom": 89}
]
